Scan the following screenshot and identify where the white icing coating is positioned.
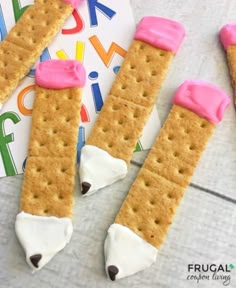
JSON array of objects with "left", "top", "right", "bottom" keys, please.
[
  {"left": 104, "top": 224, "right": 158, "bottom": 280},
  {"left": 79, "top": 145, "right": 128, "bottom": 196},
  {"left": 15, "top": 212, "right": 73, "bottom": 271}
]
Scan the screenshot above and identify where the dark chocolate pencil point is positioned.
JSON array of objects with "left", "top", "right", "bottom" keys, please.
[
  {"left": 108, "top": 265, "right": 119, "bottom": 281},
  {"left": 81, "top": 182, "right": 91, "bottom": 194},
  {"left": 30, "top": 254, "right": 42, "bottom": 268}
]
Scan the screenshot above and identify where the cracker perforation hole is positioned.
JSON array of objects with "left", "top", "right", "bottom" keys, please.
[
  {"left": 52, "top": 129, "right": 58, "bottom": 134},
  {"left": 16, "top": 31, "right": 21, "bottom": 37},
  {"left": 168, "top": 135, "right": 174, "bottom": 141},
  {"left": 178, "top": 169, "right": 184, "bottom": 174},
  {"left": 33, "top": 195, "right": 38, "bottom": 199},
  {"left": 151, "top": 71, "right": 157, "bottom": 76},
  {"left": 168, "top": 193, "right": 173, "bottom": 199},
  {"left": 151, "top": 235, "right": 154, "bottom": 238},
  {"left": 139, "top": 44, "right": 145, "bottom": 50},
  {"left": 39, "top": 142, "right": 45, "bottom": 147},
  {"left": 61, "top": 168, "right": 67, "bottom": 173},
  {"left": 133, "top": 112, "right": 139, "bottom": 119},
  {"left": 121, "top": 84, "right": 127, "bottom": 90},
  {"left": 189, "top": 145, "right": 195, "bottom": 151},
  {"left": 132, "top": 207, "right": 138, "bottom": 213},
  {"left": 179, "top": 113, "right": 185, "bottom": 118},
  {"left": 58, "top": 195, "right": 64, "bottom": 200},
  {"left": 156, "top": 158, "right": 162, "bottom": 163},
  {"left": 146, "top": 56, "right": 151, "bottom": 63},
  {"left": 65, "top": 117, "right": 71, "bottom": 123},
  {"left": 150, "top": 200, "right": 155, "bottom": 205},
  {"left": 123, "top": 136, "right": 129, "bottom": 141},
  {"left": 112, "top": 104, "right": 119, "bottom": 111},
  {"left": 201, "top": 123, "right": 206, "bottom": 128},
  {"left": 138, "top": 227, "right": 142, "bottom": 232},
  {"left": 144, "top": 181, "right": 150, "bottom": 187},
  {"left": 130, "top": 64, "right": 136, "bottom": 70},
  {"left": 44, "top": 209, "right": 49, "bottom": 214},
  {"left": 36, "top": 167, "right": 42, "bottom": 172},
  {"left": 63, "top": 142, "right": 68, "bottom": 147},
  {"left": 173, "top": 152, "right": 179, "bottom": 157},
  {"left": 102, "top": 127, "right": 108, "bottom": 133},
  {"left": 136, "top": 77, "right": 142, "bottom": 83},
  {"left": 47, "top": 181, "right": 52, "bottom": 186},
  {"left": 118, "top": 119, "right": 123, "bottom": 125},
  {"left": 184, "top": 129, "right": 190, "bottom": 134},
  {"left": 155, "top": 219, "right": 160, "bottom": 225},
  {"left": 108, "top": 143, "right": 113, "bottom": 148},
  {"left": 55, "top": 105, "right": 60, "bottom": 111},
  {"left": 159, "top": 52, "right": 165, "bottom": 57},
  {"left": 142, "top": 91, "right": 148, "bottom": 97}
]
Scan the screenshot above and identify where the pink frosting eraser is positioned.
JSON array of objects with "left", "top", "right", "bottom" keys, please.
[
  {"left": 219, "top": 23, "right": 236, "bottom": 50},
  {"left": 134, "top": 16, "right": 186, "bottom": 53},
  {"left": 35, "top": 60, "right": 86, "bottom": 89},
  {"left": 173, "top": 80, "right": 230, "bottom": 124},
  {"left": 64, "top": 0, "right": 83, "bottom": 8}
]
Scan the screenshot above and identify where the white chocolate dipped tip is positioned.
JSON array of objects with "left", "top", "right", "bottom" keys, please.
[
  {"left": 104, "top": 224, "right": 158, "bottom": 281},
  {"left": 79, "top": 145, "right": 128, "bottom": 196},
  {"left": 15, "top": 212, "right": 73, "bottom": 272}
]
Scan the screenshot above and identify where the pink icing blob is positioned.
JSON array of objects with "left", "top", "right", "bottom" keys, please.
[
  {"left": 64, "top": 0, "right": 83, "bottom": 8},
  {"left": 219, "top": 23, "right": 236, "bottom": 50},
  {"left": 134, "top": 16, "right": 186, "bottom": 53},
  {"left": 35, "top": 60, "right": 86, "bottom": 89},
  {"left": 173, "top": 80, "right": 230, "bottom": 124}
]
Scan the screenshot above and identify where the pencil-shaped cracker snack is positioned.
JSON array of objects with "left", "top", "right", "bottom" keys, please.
[
  {"left": 0, "top": 0, "right": 82, "bottom": 107},
  {"left": 220, "top": 23, "right": 236, "bottom": 108},
  {"left": 15, "top": 60, "right": 86, "bottom": 271},
  {"left": 79, "top": 16, "right": 185, "bottom": 196},
  {"left": 104, "top": 80, "right": 230, "bottom": 281}
]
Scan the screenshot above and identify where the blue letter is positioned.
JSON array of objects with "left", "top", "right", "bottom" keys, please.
[
  {"left": 89, "top": 71, "right": 103, "bottom": 113},
  {"left": 88, "top": 0, "right": 116, "bottom": 27},
  {"left": 77, "top": 126, "right": 85, "bottom": 163},
  {"left": 0, "top": 4, "right": 7, "bottom": 41}
]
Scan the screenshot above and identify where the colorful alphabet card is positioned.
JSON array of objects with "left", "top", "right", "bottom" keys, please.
[{"left": 0, "top": 0, "right": 161, "bottom": 178}]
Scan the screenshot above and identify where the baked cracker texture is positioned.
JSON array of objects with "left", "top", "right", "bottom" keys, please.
[
  {"left": 115, "top": 105, "right": 215, "bottom": 248},
  {"left": 0, "top": 0, "right": 73, "bottom": 105},
  {"left": 87, "top": 39, "right": 174, "bottom": 164},
  {"left": 226, "top": 45, "right": 236, "bottom": 105},
  {"left": 21, "top": 86, "right": 82, "bottom": 218}
]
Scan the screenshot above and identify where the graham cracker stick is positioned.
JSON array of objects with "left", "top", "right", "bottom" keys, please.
[
  {"left": 104, "top": 80, "right": 230, "bottom": 281},
  {"left": 15, "top": 60, "right": 86, "bottom": 271},
  {"left": 0, "top": 0, "right": 82, "bottom": 107},
  {"left": 220, "top": 23, "right": 236, "bottom": 108},
  {"left": 79, "top": 16, "right": 186, "bottom": 196}
]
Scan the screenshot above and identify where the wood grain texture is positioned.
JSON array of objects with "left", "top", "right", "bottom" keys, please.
[{"left": 1, "top": 0, "right": 236, "bottom": 287}]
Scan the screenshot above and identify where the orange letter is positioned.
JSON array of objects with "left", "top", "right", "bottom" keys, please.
[{"left": 17, "top": 85, "right": 35, "bottom": 116}]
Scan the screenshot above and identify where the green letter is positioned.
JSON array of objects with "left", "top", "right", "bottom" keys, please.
[{"left": 0, "top": 112, "right": 21, "bottom": 176}]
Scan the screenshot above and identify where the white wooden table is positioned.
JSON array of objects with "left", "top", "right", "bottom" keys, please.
[{"left": 1, "top": 1, "right": 236, "bottom": 287}]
